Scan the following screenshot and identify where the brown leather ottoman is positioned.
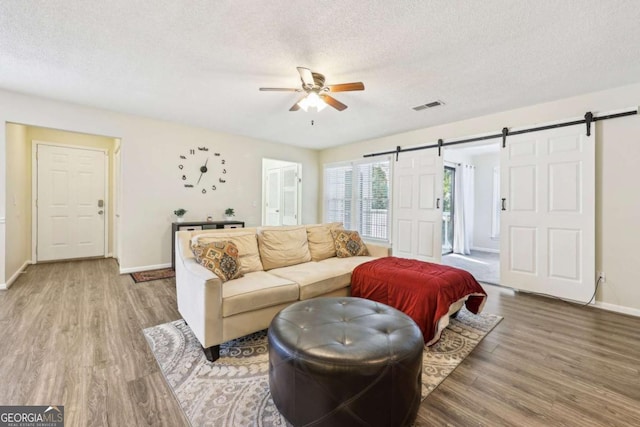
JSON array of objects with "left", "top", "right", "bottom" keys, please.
[{"left": 268, "top": 297, "right": 423, "bottom": 427}]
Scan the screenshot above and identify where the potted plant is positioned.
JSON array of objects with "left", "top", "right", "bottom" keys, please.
[
  {"left": 174, "top": 208, "right": 187, "bottom": 223},
  {"left": 224, "top": 208, "right": 235, "bottom": 220}
]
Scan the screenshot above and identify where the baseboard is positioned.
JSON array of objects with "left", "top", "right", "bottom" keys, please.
[
  {"left": 120, "top": 263, "right": 172, "bottom": 275},
  {"left": 592, "top": 301, "right": 640, "bottom": 318},
  {"left": 1, "top": 260, "right": 32, "bottom": 290},
  {"left": 471, "top": 246, "right": 500, "bottom": 254}
]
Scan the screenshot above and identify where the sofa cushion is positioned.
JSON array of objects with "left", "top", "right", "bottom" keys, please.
[
  {"left": 192, "top": 241, "right": 243, "bottom": 282},
  {"left": 222, "top": 271, "right": 299, "bottom": 317},
  {"left": 306, "top": 222, "right": 344, "bottom": 261},
  {"left": 191, "top": 231, "right": 263, "bottom": 274},
  {"left": 318, "top": 256, "right": 379, "bottom": 273},
  {"left": 258, "top": 226, "right": 312, "bottom": 270},
  {"left": 269, "top": 261, "right": 351, "bottom": 300},
  {"left": 332, "top": 229, "right": 369, "bottom": 257}
]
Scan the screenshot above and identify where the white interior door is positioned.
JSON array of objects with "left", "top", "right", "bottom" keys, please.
[
  {"left": 281, "top": 165, "right": 299, "bottom": 225},
  {"left": 500, "top": 124, "right": 595, "bottom": 302},
  {"left": 265, "top": 167, "right": 281, "bottom": 226},
  {"left": 37, "top": 144, "right": 106, "bottom": 261},
  {"left": 392, "top": 150, "right": 443, "bottom": 262}
]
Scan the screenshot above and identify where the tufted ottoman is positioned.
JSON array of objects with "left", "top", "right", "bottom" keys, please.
[{"left": 268, "top": 297, "right": 423, "bottom": 427}]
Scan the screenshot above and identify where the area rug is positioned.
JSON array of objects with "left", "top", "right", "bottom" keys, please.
[
  {"left": 144, "top": 308, "right": 502, "bottom": 427},
  {"left": 130, "top": 268, "right": 175, "bottom": 283}
]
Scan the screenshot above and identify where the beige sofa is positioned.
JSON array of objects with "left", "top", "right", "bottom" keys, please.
[{"left": 175, "top": 224, "right": 388, "bottom": 361}]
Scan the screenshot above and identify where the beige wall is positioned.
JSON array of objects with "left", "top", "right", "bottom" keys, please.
[
  {"left": 319, "top": 82, "right": 640, "bottom": 312},
  {"left": 0, "top": 88, "right": 320, "bottom": 281},
  {"left": 4, "top": 123, "right": 30, "bottom": 285}
]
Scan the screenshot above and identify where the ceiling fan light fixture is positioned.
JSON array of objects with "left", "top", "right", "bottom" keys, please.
[
  {"left": 298, "top": 91, "right": 327, "bottom": 112},
  {"left": 261, "top": 67, "right": 363, "bottom": 112}
]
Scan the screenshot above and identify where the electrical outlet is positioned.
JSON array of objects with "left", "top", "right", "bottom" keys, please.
[{"left": 598, "top": 271, "right": 606, "bottom": 283}]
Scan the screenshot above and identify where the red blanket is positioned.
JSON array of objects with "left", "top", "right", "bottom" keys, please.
[{"left": 351, "top": 257, "right": 487, "bottom": 345}]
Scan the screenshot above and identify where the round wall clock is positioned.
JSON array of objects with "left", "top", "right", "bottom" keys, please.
[{"left": 178, "top": 146, "right": 228, "bottom": 194}]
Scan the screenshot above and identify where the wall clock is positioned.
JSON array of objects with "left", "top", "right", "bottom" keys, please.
[{"left": 178, "top": 146, "right": 227, "bottom": 194}]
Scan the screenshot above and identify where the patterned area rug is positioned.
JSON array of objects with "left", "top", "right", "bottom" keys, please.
[
  {"left": 130, "top": 268, "right": 175, "bottom": 283},
  {"left": 144, "top": 308, "right": 502, "bottom": 427}
]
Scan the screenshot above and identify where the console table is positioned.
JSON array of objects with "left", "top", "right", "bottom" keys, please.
[{"left": 171, "top": 220, "right": 245, "bottom": 269}]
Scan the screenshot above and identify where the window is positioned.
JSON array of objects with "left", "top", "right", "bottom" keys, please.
[
  {"left": 324, "top": 158, "right": 391, "bottom": 242},
  {"left": 442, "top": 166, "right": 455, "bottom": 254}
]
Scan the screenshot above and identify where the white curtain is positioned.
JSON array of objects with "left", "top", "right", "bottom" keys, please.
[{"left": 453, "top": 164, "right": 475, "bottom": 255}]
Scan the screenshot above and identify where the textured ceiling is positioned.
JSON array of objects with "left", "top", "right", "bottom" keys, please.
[{"left": 1, "top": 1, "right": 640, "bottom": 149}]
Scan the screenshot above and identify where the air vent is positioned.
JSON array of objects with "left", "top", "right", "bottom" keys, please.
[{"left": 413, "top": 100, "right": 444, "bottom": 111}]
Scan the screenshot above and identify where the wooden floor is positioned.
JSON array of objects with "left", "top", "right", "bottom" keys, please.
[{"left": 1, "top": 259, "right": 639, "bottom": 426}]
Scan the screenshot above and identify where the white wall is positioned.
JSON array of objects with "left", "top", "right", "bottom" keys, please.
[
  {"left": 443, "top": 149, "right": 472, "bottom": 165},
  {"left": 472, "top": 152, "right": 500, "bottom": 252},
  {"left": 0, "top": 89, "right": 320, "bottom": 280},
  {"left": 319, "top": 82, "right": 640, "bottom": 312}
]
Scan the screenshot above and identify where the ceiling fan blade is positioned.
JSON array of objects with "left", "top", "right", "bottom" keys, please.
[
  {"left": 259, "top": 87, "right": 300, "bottom": 92},
  {"left": 327, "top": 82, "right": 365, "bottom": 92},
  {"left": 297, "top": 67, "right": 314, "bottom": 88},
  {"left": 289, "top": 95, "right": 307, "bottom": 111},
  {"left": 321, "top": 94, "right": 348, "bottom": 111}
]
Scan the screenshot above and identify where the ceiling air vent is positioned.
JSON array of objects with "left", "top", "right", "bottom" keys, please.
[{"left": 413, "top": 100, "right": 444, "bottom": 111}]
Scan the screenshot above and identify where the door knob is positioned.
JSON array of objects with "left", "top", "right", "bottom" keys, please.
[{"left": 98, "top": 210, "right": 104, "bottom": 215}]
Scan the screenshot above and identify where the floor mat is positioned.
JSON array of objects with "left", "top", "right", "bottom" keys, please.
[{"left": 130, "top": 268, "right": 175, "bottom": 283}]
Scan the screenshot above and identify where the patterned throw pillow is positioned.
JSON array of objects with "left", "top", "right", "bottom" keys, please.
[
  {"left": 192, "top": 241, "right": 243, "bottom": 282},
  {"left": 331, "top": 229, "right": 369, "bottom": 258}
]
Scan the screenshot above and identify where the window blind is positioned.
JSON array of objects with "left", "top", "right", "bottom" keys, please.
[
  {"left": 324, "top": 164, "right": 353, "bottom": 229},
  {"left": 324, "top": 158, "right": 391, "bottom": 242}
]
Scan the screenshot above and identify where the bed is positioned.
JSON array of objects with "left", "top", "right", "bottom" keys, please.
[{"left": 351, "top": 256, "right": 487, "bottom": 345}]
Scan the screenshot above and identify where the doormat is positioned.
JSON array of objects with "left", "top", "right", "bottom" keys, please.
[{"left": 130, "top": 268, "right": 175, "bottom": 283}]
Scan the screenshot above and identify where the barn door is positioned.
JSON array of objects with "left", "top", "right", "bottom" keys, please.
[
  {"left": 392, "top": 150, "right": 443, "bottom": 262},
  {"left": 500, "top": 124, "right": 595, "bottom": 302}
]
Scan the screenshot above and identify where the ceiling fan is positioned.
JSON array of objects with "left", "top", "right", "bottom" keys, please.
[{"left": 259, "top": 67, "right": 365, "bottom": 112}]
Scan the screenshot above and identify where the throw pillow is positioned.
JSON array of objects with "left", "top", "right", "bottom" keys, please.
[
  {"left": 257, "top": 226, "right": 312, "bottom": 270},
  {"left": 306, "top": 222, "right": 344, "bottom": 261},
  {"left": 192, "top": 241, "right": 243, "bottom": 282},
  {"left": 331, "top": 229, "right": 369, "bottom": 258},
  {"left": 191, "top": 231, "right": 263, "bottom": 274}
]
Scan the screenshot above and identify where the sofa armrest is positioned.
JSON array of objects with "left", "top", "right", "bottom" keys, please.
[
  {"left": 366, "top": 242, "right": 391, "bottom": 258},
  {"left": 175, "top": 233, "right": 224, "bottom": 348}
]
